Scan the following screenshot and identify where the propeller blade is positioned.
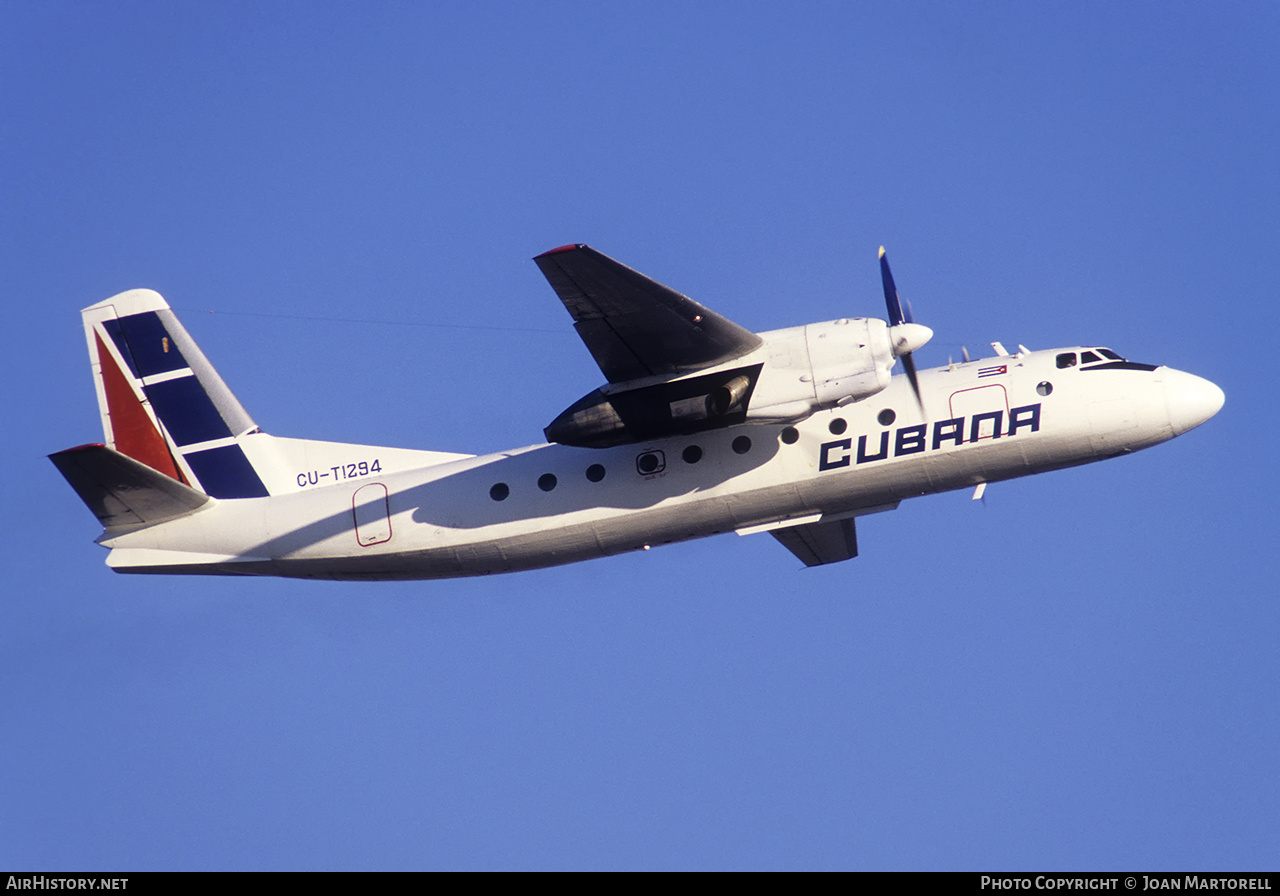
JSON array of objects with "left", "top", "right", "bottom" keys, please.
[
  {"left": 879, "top": 246, "right": 912, "bottom": 325},
  {"left": 879, "top": 246, "right": 925, "bottom": 415},
  {"left": 901, "top": 350, "right": 924, "bottom": 415}
]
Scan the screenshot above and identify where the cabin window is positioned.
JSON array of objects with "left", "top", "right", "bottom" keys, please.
[
  {"left": 732, "top": 436, "right": 752, "bottom": 455},
  {"left": 877, "top": 409, "right": 896, "bottom": 426},
  {"left": 585, "top": 464, "right": 606, "bottom": 482},
  {"left": 538, "top": 473, "right": 557, "bottom": 492},
  {"left": 489, "top": 483, "right": 509, "bottom": 501},
  {"left": 829, "top": 418, "right": 847, "bottom": 435},
  {"left": 1036, "top": 381, "right": 1053, "bottom": 396},
  {"left": 1056, "top": 353, "right": 1077, "bottom": 368},
  {"left": 682, "top": 445, "right": 703, "bottom": 464},
  {"left": 780, "top": 426, "right": 799, "bottom": 444}
]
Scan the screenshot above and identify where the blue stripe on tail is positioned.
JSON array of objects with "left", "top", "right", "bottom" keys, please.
[
  {"left": 101, "top": 310, "right": 270, "bottom": 500},
  {"left": 184, "top": 445, "right": 270, "bottom": 499}
]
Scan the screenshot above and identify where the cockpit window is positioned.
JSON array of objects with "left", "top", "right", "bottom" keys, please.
[
  {"left": 1056, "top": 352, "right": 1078, "bottom": 368},
  {"left": 1077, "top": 347, "right": 1158, "bottom": 373}
]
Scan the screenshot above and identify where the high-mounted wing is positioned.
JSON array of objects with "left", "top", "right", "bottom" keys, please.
[{"left": 535, "top": 245, "right": 762, "bottom": 384}]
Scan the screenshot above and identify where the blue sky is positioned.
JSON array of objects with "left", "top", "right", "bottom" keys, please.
[{"left": 4, "top": 1, "right": 1277, "bottom": 870}]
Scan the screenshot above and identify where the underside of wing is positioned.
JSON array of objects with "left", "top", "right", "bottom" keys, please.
[{"left": 534, "top": 244, "right": 762, "bottom": 383}]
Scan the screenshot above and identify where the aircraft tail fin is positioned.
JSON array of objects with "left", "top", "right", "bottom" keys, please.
[
  {"left": 78, "top": 290, "right": 271, "bottom": 499},
  {"left": 49, "top": 443, "right": 213, "bottom": 529}
]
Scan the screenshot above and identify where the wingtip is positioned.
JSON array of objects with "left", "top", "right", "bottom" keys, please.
[
  {"left": 48, "top": 443, "right": 108, "bottom": 460},
  {"left": 878, "top": 246, "right": 886, "bottom": 258},
  {"left": 535, "top": 244, "right": 587, "bottom": 259}
]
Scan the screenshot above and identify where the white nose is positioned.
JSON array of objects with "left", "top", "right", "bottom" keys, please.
[
  {"left": 888, "top": 322, "right": 933, "bottom": 357},
  {"left": 1163, "top": 368, "right": 1225, "bottom": 436}
]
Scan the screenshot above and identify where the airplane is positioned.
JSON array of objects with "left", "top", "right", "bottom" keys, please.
[{"left": 50, "top": 244, "right": 1224, "bottom": 579}]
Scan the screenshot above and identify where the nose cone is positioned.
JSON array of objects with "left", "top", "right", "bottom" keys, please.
[
  {"left": 1163, "top": 368, "right": 1225, "bottom": 436},
  {"left": 888, "top": 322, "right": 933, "bottom": 357}
]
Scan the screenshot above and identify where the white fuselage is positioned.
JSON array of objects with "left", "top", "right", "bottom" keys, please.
[{"left": 97, "top": 348, "right": 1222, "bottom": 580}]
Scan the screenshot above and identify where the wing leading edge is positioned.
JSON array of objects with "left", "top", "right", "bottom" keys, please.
[{"left": 534, "top": 244, "right": 762, "bottom": 384}]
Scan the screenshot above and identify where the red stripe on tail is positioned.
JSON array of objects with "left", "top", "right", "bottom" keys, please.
[{"left": 97, "top": 333, "right": 188, "bottom": 483}]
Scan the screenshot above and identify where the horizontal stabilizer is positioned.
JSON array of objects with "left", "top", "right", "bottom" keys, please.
[
  {"left": 49, "top": 443, "right": 212, "bottom": 529},
  {"left": 770, "top": 517, "right": 858, "bottom": 567}
]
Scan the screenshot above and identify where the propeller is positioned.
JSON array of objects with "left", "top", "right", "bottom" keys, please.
[{"left": 879, "top": 246, "right": 932, "bottom": 413}]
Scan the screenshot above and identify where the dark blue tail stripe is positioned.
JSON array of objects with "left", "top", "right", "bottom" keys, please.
[
  {"left": 106, "top": 312, "right": 190, "bottom": 378},
  {"left": 100, "top": 309, "right": 269, "bottom": 499},
  {"left": 143, "top": 377, "right": 232, "bottom": 446},
  {"left": 183, "top": 445, "right": 270, "bottom": 499}
]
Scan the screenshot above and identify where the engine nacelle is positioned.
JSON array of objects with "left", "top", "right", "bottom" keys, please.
[
  {"left": 745, "top": 318, "right": 897, "bottom": 421},
  {"left": 544, "top": 317, "right": 912, "bottom": 447}
]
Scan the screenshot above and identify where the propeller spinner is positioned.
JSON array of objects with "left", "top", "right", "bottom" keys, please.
[{"left": 879, "top": 246, "right": 931, "bottom": 412}]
